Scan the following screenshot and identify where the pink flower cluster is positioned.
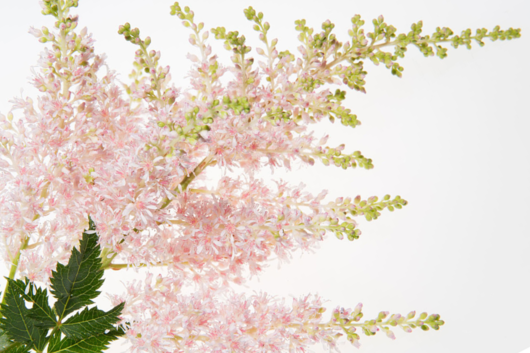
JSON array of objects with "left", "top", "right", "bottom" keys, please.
[
  {"left": 110, "top": 273, "right": 342, "bottom": 352},
  {"left": 0, "top": 1, "right": 451, "bottom": 351}
]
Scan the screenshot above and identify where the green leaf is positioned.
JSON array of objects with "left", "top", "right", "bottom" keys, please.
[
  {"left": 47, "top": 327, "right": 125, "bottom": 353},
  {"left": 0, "top": 280, "right": 46, "bottom": 350},
  {"left": 1, "top": 217, "right": 125, "bottom": 352},
  {"left": 50, "top": 217, "right": 104, "bottom": 320},
  {"left": 7, "top": 278, "right": 56, "bottom": 329},
  {"left": 60, "top": 302, "right": 125, "bottom": 340}
]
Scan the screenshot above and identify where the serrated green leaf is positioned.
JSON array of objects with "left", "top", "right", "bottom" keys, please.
[
  {"left": 47, "top": 326, "right": 125, "bottom": 353},
  {"left": 60, "top": 302, "right": 124, "bottom": 340},
  {"left": 0, "top": 281, "right": 46, "bottom": 350},
  {"left": 50, "top": 217, "right": 104, "bottom": 320},
  {"left": 7, "top": 278, "right": 56, "bottom": 329}
]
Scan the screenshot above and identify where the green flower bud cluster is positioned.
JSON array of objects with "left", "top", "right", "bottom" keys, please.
[
  {"left": 328, "top": 216, "right": 360, "bottom": 241},
  {"left": 244, "top": 7, "right": 283, "bottom": 89},
  {"left": 211, "top": 25, "right": 255, "bottom": 94},
  {"left": 265, "top": 107, "right": 293, "bottom": 123},
  {"left": 294, "top": 19, "right": 314, "bottom": 42},
  {"left": 295, "top": 17, "right": 339, "bottom": 52},
  {"left": 350, "top": 194, "right": 408, "bottom": 221},
  {"left": 170, "top": 3, "right": 207, "bottom": 46},
  {"left": 119, "top": 23, "right": 173, "bottom": 102},
  {"left": 35, "top": 26, "right": 56, "bottom": 45},
  {"left": 118, "top": 23, "right": 143, "bottom": 45},
  {"left": 41, "top": 0, "right": 78, "bottom": 17},
  {"left": 327, "top": 89, "right": 347, "bottom": 102},
  {"left": 278, "top": 50, "right": 295, "bottom": 61},
  {"left": 170, "top": 2, "right": 195, "bottom": 26},
  {"left": 291, "top": 13, "right": 520, "bottom": 93},
  {"left": 313, "top": 20, "right": 338, "bottom": 50},
  {"left": 449, "top": 26, "right": 521, "bottom": 50},
  {"left": 171, "top": 2, "right": 222, "bottom": 101},
  {"left": 211, "top": 27, "right": 251, "bottom": 56},
  {"left": 331, "top": 105, "right": 360, "bottom": 128},
  {"left": 321, "top": 195, "right": 406, "bottom": 240},
  {"left": 298, "top": 76, "right": 325, "bottom": 92},
  {"left": 367, "top": 17, "right": 520, "bottom": 77},
  {"left": 41, "top": 0, "right": 79, "bottom": 37},
  {"left": 319, "top": 145, "right": 373, "bottom": 170},
  {"left": 37, "top": 25, "right": 89, "bottom": 56},
  {"left": 158, "top": 103, "right": 215, "bottom": 145},
  {"left": 368, "top": 15, "right": 398, "bottom": 44},
  {"left": 331, "top": 306, "right": 444, "bottom": 347},
  {"left": 332, "top": 305, "right": 364, "bottom": 345},
  {"left": 323, "top": 89, "right": 361, "bottom": 128},
  {"left": 41, "top": 0, "right": 60, "bottom": 17},
  {"left": 222, "top": 96, "right": 251, "bottom": 115},
  {"left": 245, "top": 7, "right": 275, "bottom": 48},
  {"left": 243, "top": 7, "right": 263, "bottom": 23},
  {"left": 276, "top": 212, "right": 359, "bottom": 241},
  {"left": 339, "top": 62, "right": 368, "bottom": 92}
]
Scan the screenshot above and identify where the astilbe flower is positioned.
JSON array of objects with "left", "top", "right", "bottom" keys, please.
[{"left": 0, "top": 0, "right": 520, "bottom": 352}]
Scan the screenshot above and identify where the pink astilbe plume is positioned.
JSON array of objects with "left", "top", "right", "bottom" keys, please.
[
  {"left": 0, "top": 3, "right": 435, "bottom": 350},
  {"left": 2, "top": 0, "right": 521, "bottom": 351},
  {"left": 0, "top": 21, "right": 147, "bottom": 283}
]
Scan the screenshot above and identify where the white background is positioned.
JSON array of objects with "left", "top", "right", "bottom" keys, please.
[{"left": 1, "top": 1, "right": 529, "bottom": 352}]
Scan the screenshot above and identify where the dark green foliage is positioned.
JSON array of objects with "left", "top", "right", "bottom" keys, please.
[
  {"left": 60, "top": 303, "right": 125, "bottom": 340},
  {"left": 0, "top": 282, "right": 47, "bottom": 350},
  {"left": 47, "top": 327, "right": 125, "bottom": 353},
  {"left": 50, "top": 217, "right": 105, "bottom": 320},
  {"left": 0, "top": 217, "right": 124, "bottom": 353},
  {"left": 7, "top": 279, "right": 56, "bottom": 330}
]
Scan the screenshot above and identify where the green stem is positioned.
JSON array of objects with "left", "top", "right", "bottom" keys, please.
[
  {"left": 160, "top": 154, "right": 215, "bottom": 209},
  {"left": 103, "top": 261, "right": 170, "bottom": 271},
  {"left": 58, "top": 2, "right": 70, "bottom": 100},
  {"left": 100, "top": 251, "right": 120, "bottom": 270},
  {"left": 0, "top": 236, "right": 29, "bottom": 307}
]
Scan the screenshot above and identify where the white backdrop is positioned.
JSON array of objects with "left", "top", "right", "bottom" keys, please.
[{"left": 1, "top": 1, "right": 529, "bottom": 352}]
